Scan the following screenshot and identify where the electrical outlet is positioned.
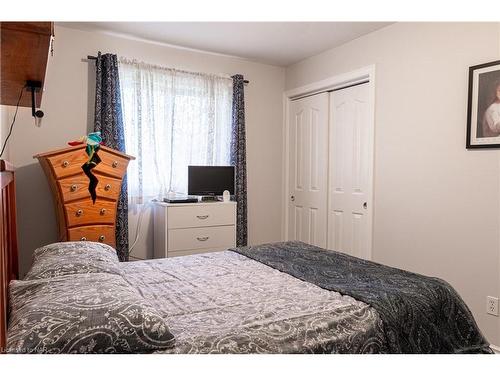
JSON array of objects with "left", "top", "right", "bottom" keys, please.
[{"left": 487, "top": 296, "right": 499, "bottom": 316}]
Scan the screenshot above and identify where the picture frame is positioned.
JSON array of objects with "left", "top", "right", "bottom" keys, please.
[{"left": 467, "top": 59, "right": 500, "bottom": 149}]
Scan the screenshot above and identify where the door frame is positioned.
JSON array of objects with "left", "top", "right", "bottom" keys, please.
[{"left": 281, "top": 65, "right": 376, "bottom": 259}]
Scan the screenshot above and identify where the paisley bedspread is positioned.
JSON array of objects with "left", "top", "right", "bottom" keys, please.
[
  {"left": 121, "top": 250, "right": 388, "bottom": 353},
  {"left": 9, "top": 241, "right": 491, "bottom": 353},
  {"left": 232, "top": 241, "right": 492, "bottom": 354}
]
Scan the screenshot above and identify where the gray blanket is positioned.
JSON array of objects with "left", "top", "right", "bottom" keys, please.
[
  {"left": 121, "top": 251, "right": 388, "bottom": 353},
  {"left": 10, "top": 243, "right": 389, "bottom": 354},
  {"left": 232, "top": 241, "right": 492, "bottom": 354}
]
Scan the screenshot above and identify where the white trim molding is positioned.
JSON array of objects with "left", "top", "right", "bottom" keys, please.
[
  {"left": 285, "top": 66, "right": 373, "bottom": 100},
  {"left": 281, "top": 65, "right": 376, "bottom": 260}
]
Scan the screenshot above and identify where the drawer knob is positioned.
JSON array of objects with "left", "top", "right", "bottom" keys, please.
[
  {"left": 62, "top": 160, "right": 69, "bottom": 168},
  {"left": 98, "top": 235, "right": 106, "bottom": 242},
  {"left": 104, "top": 184, "right": 111, "bottom": 191},
  {"left": 100, "top": 208, "right": 107, "bottom": 215},
  {"left": 76, "top": 209, "right": 83, "bottom": 217},
  {"left": 112, "top": 161, "right": 119, "bottom": 168},
  {"left": 70, "top": 184, "right": 78, "bottom": 192},
  {"left": 196, "top": 215, "right": 209, "bottom": 220},
  {"left": 197, "top": 236, "right": 209, "bottom": 242},
  {"left": 80, "top": 236, "right": 87, "bottom": 241}
]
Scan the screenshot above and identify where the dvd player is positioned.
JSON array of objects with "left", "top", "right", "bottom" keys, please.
[{"left": 163, "top": 196, "right": 199, "bottom": 204}]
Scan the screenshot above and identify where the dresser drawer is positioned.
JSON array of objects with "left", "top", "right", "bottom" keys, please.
[
  {"left": 47, "top": 148, "right": 89, "bottom": 179},
  {"left": 67, "top": 225, "right": 116, "bottom": 247},
  {"left": 168, "top": 226, "right": 235, "bottom": 252},
  {"left": 64, "top": 200, "right": 116, "bottom": 227},
  {"left": 167, "top": 248, "right": 224, "bottom": 258},
  {"left": 94, "top": 150, "right": 130, "bottom": 179},
  {"left": 58, "top": 174, "right": 122, "bottom": 202},
  {"left": 167, "top": 204, "right": 236, "bottom": 229}
]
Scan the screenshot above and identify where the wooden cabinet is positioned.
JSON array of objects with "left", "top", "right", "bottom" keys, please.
[
  {"left": 0, "top": 22, "right": 54, "bottom": 107},
  {"left": 153, "top": 201, "right": 236, "bottom": 258},
  {"left": 34, "top": 145, "right": 134, "bottom": 249}
]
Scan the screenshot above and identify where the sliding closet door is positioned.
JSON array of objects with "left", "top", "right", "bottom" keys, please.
[
  {"left": 288, "top": 93, "right": 329, "bottom": 247},
  {"left": 328, "top": 83, "right": 372, "bottom": 259}
]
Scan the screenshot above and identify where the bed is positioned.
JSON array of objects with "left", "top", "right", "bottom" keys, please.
[
  {"left": 0, "top": 163, "right": 493, "bottom": 354},
  {"left": 1, "top": 161, "right": 18, "bottom": 353}
]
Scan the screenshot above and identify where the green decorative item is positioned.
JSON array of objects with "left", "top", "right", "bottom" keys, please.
[{"left": 68, "top": 132, "right": 103, "bottom": 204}]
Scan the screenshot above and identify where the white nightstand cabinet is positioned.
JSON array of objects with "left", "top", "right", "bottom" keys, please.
[{"left": 153, "top": 201, "right": 237, "bottom": 258}]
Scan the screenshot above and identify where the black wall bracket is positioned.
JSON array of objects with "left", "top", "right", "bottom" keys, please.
[{"left": 26, "top": 80, "right": 44, "bottom": 118}]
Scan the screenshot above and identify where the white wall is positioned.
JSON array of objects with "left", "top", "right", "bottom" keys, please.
[
  {"left": 286, "top": 22, "right": 500, "bottom": 346},
  {"left": 497, "top": 23, "right": 500, "bottom": 352},
  {"left": 7, "top": 25, "right": 285, "bottom": 273}
]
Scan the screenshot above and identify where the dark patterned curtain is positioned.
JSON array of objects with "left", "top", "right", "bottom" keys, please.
[
  {"left": 94, "top": 52, "right": 129, "bottom": 261},
  {"left": 230, "top": 75, "right": 247, "bottom": 247}
]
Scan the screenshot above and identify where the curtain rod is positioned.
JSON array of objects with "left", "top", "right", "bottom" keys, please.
[{"left": 86, "top": 55, "right": 249, "bottom": 84}]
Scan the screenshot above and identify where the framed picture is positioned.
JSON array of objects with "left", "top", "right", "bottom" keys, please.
[{"left": 467, "top": 60, "right": 500, "bottom": 148}]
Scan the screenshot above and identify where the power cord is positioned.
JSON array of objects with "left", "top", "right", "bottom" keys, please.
[
  {"left": 0, "top": 84, "right": 26, "bottom": 158},
  {"left": 128, "top": 202, "right": 149, "bottom": 255}
]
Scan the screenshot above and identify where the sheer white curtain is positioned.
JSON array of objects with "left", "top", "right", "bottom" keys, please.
[{"left": 118, "top": 58, "right": 233, "bottom": 202}]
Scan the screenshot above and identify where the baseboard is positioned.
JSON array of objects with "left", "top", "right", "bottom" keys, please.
[{"left": 491, "top": 344, "right": 500, "bottom": 354}]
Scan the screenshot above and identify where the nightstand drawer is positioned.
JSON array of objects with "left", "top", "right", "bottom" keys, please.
[
  {"left": 168, "top": 226, "right": 235, "bottom": 252},
  {"left": 167, "top": 204, "right": 235, "bottom": 229},
  {"left": 167, "top": 248, "right": 224, "bottom": 258},
  {"left": 153, "top": 201, "right": 237, "bottom": 259}
]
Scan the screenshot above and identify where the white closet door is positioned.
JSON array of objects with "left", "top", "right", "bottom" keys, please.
[
  {"left": 328, "top": 83, "right": 373, "bottom": 259},
  {"left": 288, "top": 93, "right": 329, "bottom": 247}
]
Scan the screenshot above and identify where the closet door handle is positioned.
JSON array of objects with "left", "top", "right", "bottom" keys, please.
[
  {"left": 196, "top": 215, "right": 209, "bottom": 220},
  {"left": 197, "top": 236, "right": 209, "bottom": 242},
  {"left": 290, "top": 195, "right": 295, "bottom": 202}
]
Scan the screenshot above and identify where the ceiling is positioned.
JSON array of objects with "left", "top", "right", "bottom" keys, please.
[{"left": 59, "top": 22, "right": 391, "bottom": 66}]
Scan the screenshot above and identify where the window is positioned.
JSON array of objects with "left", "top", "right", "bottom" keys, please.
[{"left": 118, "top": 59, "right": 233, "bottom": 202}]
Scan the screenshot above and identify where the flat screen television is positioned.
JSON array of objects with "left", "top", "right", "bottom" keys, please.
[{"left": 188, "top": 166, "right": 235, "bottom": 196}]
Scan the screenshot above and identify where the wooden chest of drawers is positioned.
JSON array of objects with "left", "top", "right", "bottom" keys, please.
[{"left": 35, "top": 145, "right": 134, "bottom": 248}]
